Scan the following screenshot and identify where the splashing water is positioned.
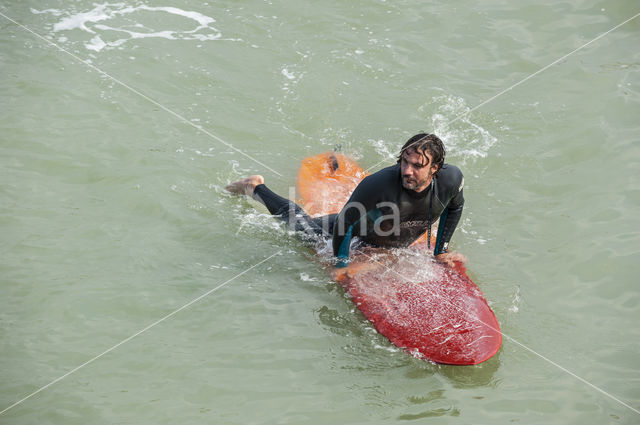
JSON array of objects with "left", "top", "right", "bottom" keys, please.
[
  {"left": 370, "top": 138, "right": 398, "bottom": 163},
  {"left": 422, "top": 94, "right": 499, "bottom": 162},
  {"left": 509, "top": 285, "right": 521, "bottom": 313},
  {"left": 366, "top": 95, "right": 498, "bottom": 170}
]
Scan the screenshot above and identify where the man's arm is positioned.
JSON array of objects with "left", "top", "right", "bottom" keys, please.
[
  {"left": 434, "top": 175, "right": 464, "bottom": 256},
  {"left": 332, "top": 176, "right": 378, "bottom": 266}
]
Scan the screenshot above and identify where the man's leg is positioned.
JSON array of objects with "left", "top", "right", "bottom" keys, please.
[{"left": 226, "top": 175, "right": 335, "bottom": 238}]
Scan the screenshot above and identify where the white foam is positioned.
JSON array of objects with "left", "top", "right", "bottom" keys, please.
[
  {"left": 299, "top": 273, "right": 318, "bottom": 282},
  {"left": 86, "top": 35, "right": 107, "bottom": 52},
  {"left": 33, "top": 3, "right": 223, "bottom": 52},
  {"left": 52, "top": 4, "right": 107, "bottom": 33},
  {"left": 30, "top": 7, "right": 65, "bottom": 16},
  {"left": 281, "top": 68, "right": 296, "bottom": 80}
]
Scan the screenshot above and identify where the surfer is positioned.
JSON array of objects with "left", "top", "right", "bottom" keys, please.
[{"left": 226, "top": 133, "right": 465, "bottom": 267}]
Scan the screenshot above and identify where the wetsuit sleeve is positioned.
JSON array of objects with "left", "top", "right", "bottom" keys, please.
[
  {"left": 332, "top": 176, "right": 379, "bottom": 266},
  {"left": 434, "top": 178, "right": 464, "bottom": 256}
]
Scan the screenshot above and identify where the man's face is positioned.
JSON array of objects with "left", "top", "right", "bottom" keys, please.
[{"left": 400, "top": 148, "right": 438, "bottom": 192}]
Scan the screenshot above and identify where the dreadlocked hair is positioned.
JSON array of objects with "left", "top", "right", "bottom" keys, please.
[{"left": 396, "top": 133, "right": 446, "bottom": 172}]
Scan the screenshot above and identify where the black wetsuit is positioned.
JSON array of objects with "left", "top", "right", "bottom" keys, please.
[{"left": 252, "top": 162, "right": 464, "bottom": 265}]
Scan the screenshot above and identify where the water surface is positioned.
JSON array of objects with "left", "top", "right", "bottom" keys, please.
[{"left": 1, "top": 1, "right": 639, "bottom": 423}]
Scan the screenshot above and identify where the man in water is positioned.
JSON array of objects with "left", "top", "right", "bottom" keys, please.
[{"left": 226, "top": 133, "right": 465, "bottom": 267}]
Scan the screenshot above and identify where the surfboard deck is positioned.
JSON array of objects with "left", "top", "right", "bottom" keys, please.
[{"left": 297, "top": 152, "right": 502, "bottom": 365}]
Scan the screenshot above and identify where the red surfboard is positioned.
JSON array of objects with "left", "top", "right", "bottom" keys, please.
[{"left": 298, "top": 152, "right": 502, "bottom": 365}]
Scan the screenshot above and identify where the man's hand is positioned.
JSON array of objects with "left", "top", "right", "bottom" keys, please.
[
  {"left": 331, "top": 261, "right": 380, "bottom": 281},
  {"left": 435, "top": 251, "right": 467, "bottom": 268}
]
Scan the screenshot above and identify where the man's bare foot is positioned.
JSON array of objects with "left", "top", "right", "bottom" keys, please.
[{"left": 225, "top": 175, "right": 265, "bottom": 197}]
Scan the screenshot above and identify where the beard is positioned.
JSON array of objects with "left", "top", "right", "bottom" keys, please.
[
  {"left": 402, "top": 176, "right": 419, "bottom": 190},
  {"left": 402, "top": 172, "right": 432, "bottom": 192}
]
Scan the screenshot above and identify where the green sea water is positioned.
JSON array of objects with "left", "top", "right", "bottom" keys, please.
[{"left": 1, "top": 1, "right": 639, "bottom": 424}]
